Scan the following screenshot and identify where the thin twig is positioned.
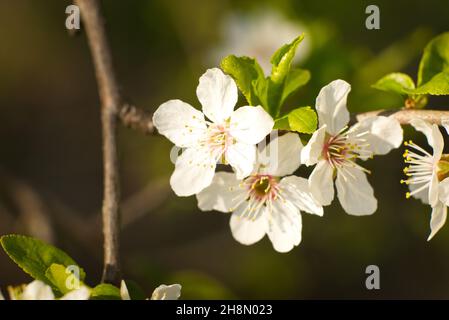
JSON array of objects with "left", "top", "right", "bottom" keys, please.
[
  {"left": 356, "top": 109, "right": 449, "bottom": 125},
  {"left": 0, "top": 168, "right": 55, "bottom": 244},
  {"left": 119, "top": 104, "right": 155, "bottom": 135},
  {"left": 118, "top": 107, "right": 449, "bottom": 133},
  {"left": 75, "top": 0, "right": 121, "bottom": 284}
]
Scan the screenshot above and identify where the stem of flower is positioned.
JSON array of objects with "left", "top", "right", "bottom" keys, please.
[
  {"left": 74, "top": 0, "right": 121, "bottom": 284},
  {"left": 355, "top": 109, "right": 449, "bottom": 125}
]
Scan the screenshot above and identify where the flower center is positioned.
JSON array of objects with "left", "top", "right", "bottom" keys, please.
[
  {"left": 251, "top": 175, "right": 273, "bottom": 196},
  {"left": 322, "top": 126, "right": 371, "bottom": 173},
  {"left": 437, "top": 155, "right": 449, "bottom": 181},
  {"left": 401, "top": 140, "right": 436, "bottom": 198},
  {"left": 231, "top": 174, "right": 282, "bottom": 220},
  {"left": 201, "top": 122, "right": 234, "bottom": 159},
  {"left": 246, "top": 174, "right": 280, "bottom": 200}
]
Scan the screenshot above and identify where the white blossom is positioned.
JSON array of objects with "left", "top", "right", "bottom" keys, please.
[
  {"left": 197, "top": 133, "right": 323, "bottom": 253},
  {"left": 120, "top": 280, "right": 181, "bottom": 300},
  {"left": 150, "top": 284, "right": 182, "bottom": 300},
  {"left": 402, "top": 119, "right": 449, "bottom": 240},
  {"left": 7, "top": 280, "right": 90, "bottom": 300},
  {"left": 301, "top": 80, "right": 403, "bottom": 215},
  {"left": 153, "top": 68, "right": 274, "bottom": 196}
]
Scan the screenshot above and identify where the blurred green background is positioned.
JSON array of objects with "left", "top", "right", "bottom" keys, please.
[{"left": 1, "top": 0, "right": 449, "bottom": 299}]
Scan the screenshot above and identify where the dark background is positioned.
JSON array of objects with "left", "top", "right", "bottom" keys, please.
[{"left": 0, "top": 0, "right": 448, "bottom": 299}]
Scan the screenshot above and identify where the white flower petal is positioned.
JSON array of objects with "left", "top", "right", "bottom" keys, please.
[
  {"left": 442, "top": 119, "right": 449, "bottom": 135},
  {"left": 197, "top": 172, "right": 245, "bottom": 212},
  {"left": 428, "top": 172, "right": 440, "bottom": 207},
  {"left": 152, "top": 99, "right": 207, "bottom": 147},
  {"left": 410, "top": 119, "right": 444, "bottom": 160},
  {"left": 409, "top": 182, "right": 430, "bottom": 204},
  {"left": 301, "top": 125, "right": 327, "bottom": 166},
  {"left": 196, "top": 68, "right": 237, "bottom": 123},
  {"left": 225, "top": 142, "right": 256, "bottom": 179},
  {"left": 316, "top": 80, "right": 351, "bottom": 135},
  {"left": 21, "top": 280, "right": 55, "bottom": 300},
  {"left": 428, "top": 201, "right": 447, "bottom": 241},
  {"left": 335, "top": 167, "right": 377, "bottom": 216},
  {"left": 60, "top": 287, "right": 90, "bottom": 300},
  {"left": 229, "top": 106, "right": 274, "bottom": 145},
  {"left": 439, "top": 177, "right": 449, "bottom": 207},
  {"left": 280, "top": 176, "right": 323, "bottom": 216},
  {"left": 120, "top": 280, "right": 131, "bottom": 300},
  {"left": 258, "top": 133, "right": 302, "bottom": 176},
  {"left": 308, "top": 160, "right": 335, "bottom": 206},
  {"left": 350, "top": 116, "right": 403, "bottom": 156},
  {"left": 151, "top": 284, "right": 182, "bottom": 300},
  {"left": 230, "top": 207, "right": 267, "bottom": 246},
  {"left": 266, "top": 200, "right": 302, "bottom": 253},
  {"left": 170, "top": 147, "right": 217, "bottom": 196},
  {"left": 432, "top": 125, "right": 444, "bottom": 162}
]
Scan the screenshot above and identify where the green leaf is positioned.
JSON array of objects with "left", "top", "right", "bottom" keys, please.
[
  {"left": 45, "top": 263, "right": 86, "bottom": 295},
  {"left": 266, "top": 79, "right": 283, "bottom": 117},
  {"left": 418, "top": 32, "right": 449, "bottom": 86},
  {"left": 252, "top": 76, "right": 269, "bottom": 110},
  {"left": 0, "top": 234, "right": 84, "bottom": 287},
  {"left": 270, "top": 34, "right": 305, "bottom": 84},
  {"left": 121, "top": 280, "right": 146, "bottom": 300},
  {"left": 90, "top": 284, "right": 121, "bottom": 300},
  {"left": 273, "top": 115, "right": 291, "bottom": 130},
  {"left": 372, "top": 72, "right": 415, "bottom": 95},
  {"left": 220, "top": 55, "right": 265, "bottom": 106},
  {"left": 274, "top": 107, "right": 317, "bottom": 134},
  {"left": 287, "top": 107, "right": 317, "bottom": 134},
  {"left": 413, "top": 71, "right": 449, "bottom": 95},
  {"left": 266, "top": 34, "right": 308, "bottom": 117},
  {"left": 281, "top": 68, "right": 311, "bottom": 104},
  {"left": 234, "top": 35, "right": 308, "bottom": 118}
]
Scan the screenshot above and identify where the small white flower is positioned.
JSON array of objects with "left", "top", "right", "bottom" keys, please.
[
  {"left": 197, "top": 133, "right": 323, "bottom": 253},
  {"left": 120, "top": 280, "right": 131, "bottom": 300},
  {"left": 151, "top": 284, "right": 182, "bottom": 300},
  {"left": 301, "top": 80, "right": 403, "bottom": 215},
  {"left": 59, "top": 286, "right": 91, "bottom": 300},
  {"left": 8, "top": 280, "right": 90, "bottom": 300},
  {"left": 21, "top": 280, "right": 55, "bottom": 300},
  {"left": 212, "top": 10, "right": 310, "bottom": 74},
  {"left": 120, "top": 281, "right": 181, "bottom": 300},
  {"left": 153, "top": 68, "right": 274, "bottom": 196},
  {"left": 401, "top": 119, "right": 449, "bottom": 240}
]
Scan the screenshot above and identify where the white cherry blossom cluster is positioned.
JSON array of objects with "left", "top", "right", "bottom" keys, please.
[
  {"left": 153, "top": 68, "right": 406, "bottom": 253},
  {"left": 0, "top": 280, "right": 181, "bottom": 301}
]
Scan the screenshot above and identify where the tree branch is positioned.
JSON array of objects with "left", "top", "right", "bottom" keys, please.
[
  {"left": 119, "top": 104, "right": 155, "bottom": 135},
  {"left": 75, "top": 0, "right": 121, "bottom": 284},
  {"left": 118, "top": 107, "right": 449, "bottom": 134},
  {"left": 356, "top": 109, "right": 449, "bottom": 125}
]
